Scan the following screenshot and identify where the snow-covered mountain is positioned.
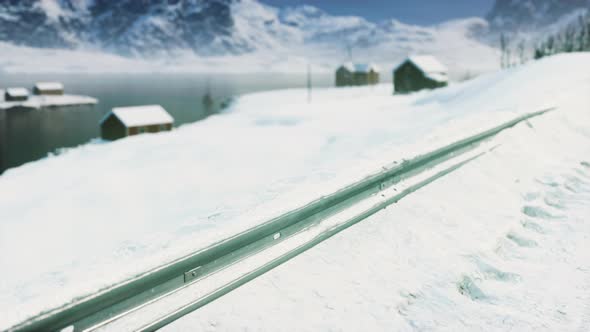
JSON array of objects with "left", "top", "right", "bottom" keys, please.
[
  {"left": 487, "top": 0, "right": 590, "bottom": 31},
  {"left": 0, "top": 0, "right": 481, "bottom": 56},
  {"left": 0, "top": 0, "right": 587, "bottom": 74},
  {"left": 0, "top": 0, "right": 241, "bottom": 56}
]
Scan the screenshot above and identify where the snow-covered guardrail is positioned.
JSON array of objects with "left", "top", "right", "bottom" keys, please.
[{"left": 8, "top": 108, "right": 554, "bottom": 332}]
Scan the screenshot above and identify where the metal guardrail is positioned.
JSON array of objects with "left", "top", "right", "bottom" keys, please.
[
  {"left": 8, "top": 108, "right": 554, "bottom": 332},
  {"left": 123, "top": 146, "right": 486, "bottom": 332}
]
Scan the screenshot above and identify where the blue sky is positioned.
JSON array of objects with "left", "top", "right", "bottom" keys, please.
[{"left": 261, "top": 0, "right": 496, "bottom": 25}]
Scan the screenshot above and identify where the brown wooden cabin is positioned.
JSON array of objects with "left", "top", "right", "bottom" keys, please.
[
  {"left": 100, "top": 105, "right": 174, "bottom": 140},
  {"left": 4, "top": 88, "right": 29, "bottom": 102},
  {"left": 336, "top": 63, "right": 380, "bottom": 87},
  {"left": 393, "top": 56, "right": 448, "bottom": 93},
  {"left": 33, "top": 82, "right": 64, "bottom": 96}
]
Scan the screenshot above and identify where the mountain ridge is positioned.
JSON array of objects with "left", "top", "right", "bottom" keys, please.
[
  {"left": 0, "top": 0, "right": 587, "bottom": 75},
  {"left": 1, "top": 0, "right": 587, "bottom": 56}
]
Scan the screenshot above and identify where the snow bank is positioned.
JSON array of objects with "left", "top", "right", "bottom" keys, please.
[
  {"left": 0, "top": 53, "right": 589, "bottom": 329},
  {"left": 166, "top": 61, "right": 590, "bottom": 331},
  {"left": 0, "top": 92, "right": 97, "bottom": 110}
]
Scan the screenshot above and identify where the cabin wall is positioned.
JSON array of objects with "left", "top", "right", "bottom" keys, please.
[
  {"left": 100, "top": 115, "right": 126, "bottom": 140},
  {"left": 0, "top": 110, "right": 5, "bottom": 173},
  {"left": 33, "top": 88, "right": 64, "bottom": 96},
  {"left": 128, "top": 123, "right": 173, "bottom": 136},
  {"left": 336, "top": 68, "right": 353, "bottom": 87},
  {"left": 337, "top": 68, "right": 380, "bottom": 87},
  {"left": 147, "top": 124, "right": 161, "bottom": 133},
  {"left": 394, "top": 62, "right": 446, "bottom": 93},
  {"left": 353, "top": 73, "right": 369, "bottom": 86},
  {"left": 4, "top": 93, "right": 27, "bottom": 102},
  {"left": 368, "top": 71, "right": 380, "bottom": 85}
]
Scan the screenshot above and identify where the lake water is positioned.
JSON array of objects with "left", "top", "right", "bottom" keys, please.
[{"left": 0, "top": 72, "right": 332, "bottom": 173}]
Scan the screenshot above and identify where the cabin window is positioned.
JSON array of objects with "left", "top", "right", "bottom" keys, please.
[
  {"left": 160, "top": 124, "right": 167, "bottom": 131},
  {"left": 138, "top": 127, "right": 146, "bottom": 134}
]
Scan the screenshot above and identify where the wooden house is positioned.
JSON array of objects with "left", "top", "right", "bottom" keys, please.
[
  {"left": 33, "top": 82, "right": 64, "bottom": 96},
  {"left": 393, "top": 56, "right": 448, "bottom": 93},
  {"left": 336, "top": 63, "right": 380, "bottom": 87},
  {"left": 4, "top": 88, "right": 29, "bottom": 102},
  {"left": 100, "top": 105, "right": 174, "bottom": 140}
]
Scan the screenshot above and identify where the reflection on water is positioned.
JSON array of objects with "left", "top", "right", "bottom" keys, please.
[{"left": 0, "top": 72, "right": 331, "bottom": 173}]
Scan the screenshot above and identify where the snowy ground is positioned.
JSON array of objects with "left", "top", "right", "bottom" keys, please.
[
  {"left": 165, "top": 74, "right": 590, "bottom": 331},
  {"left": 0, "top": 53, "right": 589, "bottom": 330}
]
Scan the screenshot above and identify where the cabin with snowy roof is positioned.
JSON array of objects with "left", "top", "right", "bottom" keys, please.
[
  {"left": 100, "top": 105, "right": 174, "bottom": 140},
  {"left": 4, "top": 88, "right": 29, "bottom": 102},
  {"left": 33, "top": 82, "right": 64, "bottom": 96},
  {"left": 393, "top": 56, "right": 448, "bottom": 93},
  {"left": 336, "top": 63, "right": 380, "bottom": 87}
]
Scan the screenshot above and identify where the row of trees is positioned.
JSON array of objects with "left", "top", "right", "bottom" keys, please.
[
  {"left": 500, "top": 34, "right": 529, "bottom": 68},
  {"left": 534, "top": 13, "right": 590, "bottom": 59},
  {"left": 499, "top": 13, "right": 590, "bottom": 68}
]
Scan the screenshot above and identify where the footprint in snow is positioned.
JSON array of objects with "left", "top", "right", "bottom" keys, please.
[
  {"left": 521, "top": 219, "right": 545, "bottom": 234},
  {"left": 457, "top": 276, "right": 489, "bottom": 302},
  {"left": 473, "top": 258, "right": 521, "bottom": 283},
  {"left": 522, "top": 205, "right": 562, "bottom": 220},
  {"left": 506, "top": 232, "right": 538, "bottom": 248}
]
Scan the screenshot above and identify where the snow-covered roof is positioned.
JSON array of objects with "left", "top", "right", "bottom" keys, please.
[
  {"left": 34, "top": 82, "right": 64, "bottom": 91},
  {"left": 394, "top": 55, "right": 448, "bottom": 83},
  {"left": 408, "top": 56, "right": 447, "bottom": 73},
  {"left": 102, "top": 105, "right": 174, "bottom": 127},
  {"left": 0, "top": 94, "right": 98, "bottom": 110},
  {"left": 395, "top": 55, "right": 448, "bottom": 73},
  {"left": 340, "top": 62, "right": 380, "bottom": 73},
  {"left": 5, "top": 88, "right": 29, "bottom": 97},
  {"left": 424, "top": 72, "right": 449, "bottom": 83}
]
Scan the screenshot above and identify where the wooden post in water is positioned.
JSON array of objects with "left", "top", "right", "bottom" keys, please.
[
  {"left": 307, "top": 63, "right": 312, "bottom": 104},
  {"left": 0, "top": 109, "right": 5, "bottom": 173}
]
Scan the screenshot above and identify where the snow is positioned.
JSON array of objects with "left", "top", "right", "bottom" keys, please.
[
  {"left": 165, "top": 82, "right": 590, "bottom": 331},
  {"left": 104, "top": 105, "right": 174, "bottom": 128},
  {"left": 424, "top": 72, "right": 449, "bottom": 83},
  {"left": 341, "top": 62, "right": 380, "bottom": 73},
  {"left": 407, "top": 55, "right": 448, "bottom": 73},
  {"left": 95, "top": 139, "right": 492, "bottom": 331},
  {"left": 35, "top": 0, "right": 69, "bottom": 22},
  {"left": 395, "top": 55, "right": 450, "bottom": 82},
  {"left": 0, "top": 53, "right": 589, "bottom": 330},
  {"left": 34, "top": 81, "right": 64, "bottom": 92},
  {"left": 4, "top": 87, "right": 29, "bottom": 97},
  {"left": 0, "top": 92, "right": 97, "bottom": 110}
]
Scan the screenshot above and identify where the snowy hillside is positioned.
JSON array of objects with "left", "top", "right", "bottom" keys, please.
[
  {"left": 0, "top": 0, "right": 498, "bottom": 75},
  {"left": 166, "top": 65, "right": 590, "bottom": 331},
  {"left": 1, "top": 53, "right": 589, "bottom": 330},
  {"left": 0, "top": 17, "right": 498, "bottom": 77},
  {"left": 487, "top": 0, "right": 590, "bottom": 31},
  {"left": 0, "top": 0, "right": 588, "bottom": 74}
]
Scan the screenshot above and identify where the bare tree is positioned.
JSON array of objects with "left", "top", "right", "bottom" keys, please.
[
  {"left": 307, "top": 63, "right": 312, "bottom": 103},
  {"left": 564, "top": 25, "right": 576, "bottom": 52},
  {"left": 500, "top": 33, "right": 507, "bottom": 68},
  {"left": 517, "top": 41, "right": 526, "bottom": 65}
]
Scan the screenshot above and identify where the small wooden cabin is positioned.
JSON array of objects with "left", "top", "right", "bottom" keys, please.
[
  {"left": 100, "top": 105, "right": 174, "bottom": 140},
  {"left": 4, "top": 88, "right": 29, "bottom": 102},
  {"left": 33, "top": 82, "right": 64, "bottom": 96},
  {"left": 393, "top": 56, "right": 448, "bottom": 93},
  {"left": 336, "top": 63, "right": 380, "bottom": 87}
]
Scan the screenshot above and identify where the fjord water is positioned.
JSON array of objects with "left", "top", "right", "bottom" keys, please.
[{"left": 0, "top": 72, "right": 332, "bottom": 173}]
